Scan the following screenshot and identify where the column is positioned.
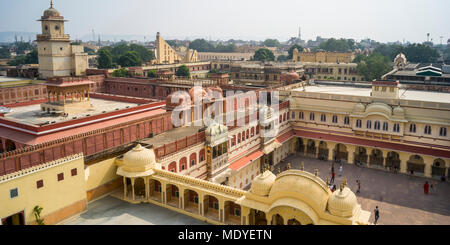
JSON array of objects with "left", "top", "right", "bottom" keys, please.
[
  {"left": 131, "top": 177, "right": 135, "bottom": 201},
  {"left": 144, "top": 178, "right": 149, "bottom": 200},
  {"left": 219, "top": 199, "right": 224, "bottom": 223},
  {"left": 347, "top": 145, "right": 355, "bottom": 164},
  {"left": 366, "top": 147, "right": 373, "bottom": 167},
  {"left": 123, "top": 177, "right": 127, "bottom": 200},
  {"left": 180, "top": 189, "right": 185, "bottom": 209},
  {"left": 265, "top": 213, "right": 273, "bottom": 226},
  {"left": 328, "top": 142, "right": 336, "bottom": 161},
  {"left": 199, "top": 194, "right": 204, "bottom": 216},
  {"left": 161, "top": 182, "right": 166, "bottom": 204},
  {"left": 423, "top": 155, "right": 433, "bottom": 178},
  {"left": 241, "top": 207, "right": 250, "bottom": 225},
  {"left": 382, "top": 150, "right": 388, "bottom": 169},
  {"left": 314, "top": 140, "right": 320, "bottom": 159},
  {"left": 399, "top": 152, "right": 409, "bottom": 174}
]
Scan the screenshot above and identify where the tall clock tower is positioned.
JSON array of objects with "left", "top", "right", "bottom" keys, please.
[{"left": 37, "top": 1, "right": 87, "bottom": 79}]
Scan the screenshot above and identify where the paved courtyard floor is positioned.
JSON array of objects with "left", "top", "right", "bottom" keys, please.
[
  {"left": 275, "top": 154, "right": 450, "bottom": 225},
  {"left": 61, "top": 195, "right": 207, "bottom": 225}
]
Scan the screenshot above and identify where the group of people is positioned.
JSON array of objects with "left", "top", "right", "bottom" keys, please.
[{"left": 423, "top": 181, "right": 439, "bottom": 195}]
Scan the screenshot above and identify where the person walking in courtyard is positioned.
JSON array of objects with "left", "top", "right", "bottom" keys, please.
[
  {"left": 356, "top": 180, "right": 361, "bottom": 194},
  {"left": 339, "top": 164, "right": 343, "bottom": 177},
  {"left": 423, "top": 181, "right": 429, "bottom": 195},
  {"left": 374, "top": 206, "right": 380, "bottom": 225},
  {"left": 430, "top": 182, "right": 434, "bottom": 194},
  {"left": 330, "top": 170, "right": 335, "bottom": 184}
]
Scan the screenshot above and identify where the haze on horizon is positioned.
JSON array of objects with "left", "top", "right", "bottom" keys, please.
[{"left": 1, "top": 0, "right": 449, "bottom": 44}]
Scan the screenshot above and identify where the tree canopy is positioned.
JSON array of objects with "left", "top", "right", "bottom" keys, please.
[
  {"left": 97, "top": 49, "right": 113, "bottom": 69},
  {"left": 277, "top": 54, "right": 289, "bottom": 62},
  {"left": 111, "top": 68, "right": 128, "bottom": 77},
  {"left": 98, "top": 43, "right": 154, "bottom": 68},
  {"left": 189, "top": 39, "right": 235, "bottom": 52},
  {"left": 176, "top": 65, "right": 190, "bottom": 77},
  {"left": 288, "top": 44, "right": 304, "bottom": 59},
  {"left": 7, "top": 49, "right": 38, "bottom": 66},
  {"left": 318, "top": 38, "right": 356, "bottom": 52},
  {"left": 355, "top": 53, "right": 391, "bottom": 81},
  {"left": 252, "top": 48, "right": 275, "bottom": 62},
  {"left": 373, "top": 43, "right": 440, "bottom": 63},
  {"left": 0, "top": 46, "right": 10, "bottom": 59},
  {"left": 263, "top": 39, "right": 281, "bottom": 48}
]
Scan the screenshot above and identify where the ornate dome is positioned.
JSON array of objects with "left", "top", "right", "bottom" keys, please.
[
  {"left": 327, "top": 186, "right": 358, "bottom": 218},
  {"left": 353, "top": 103, "right": 365, "bottom": 113},
  {"left": 250, "top": 170, "right": 276, "bottom": 196},
  {"left": 122, "top": 144, "right": 158, "bottom": 172},
  {"left": 205, "top": 122, "right": 228, "bottom": 136},
  {"left": 43, "top": 6, "right": 61, "bottom": 18},
  {"left": 365, "top": 103, "right": 392, "bottom": 117},
  {"left": 165, "top": 91, "right": 191, "bottom": 110},
  {"left": 268, "top": 170, "right": 331, "bottom": 211},
  {"left": 393, "top": 105, "right": 405, "bottom": 117}
]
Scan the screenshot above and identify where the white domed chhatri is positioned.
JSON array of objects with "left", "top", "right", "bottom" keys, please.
[
  {"left": 43, "top": 1, "right": 61, "bottom": 18},
  {"left": 250, "top": 170, "right": 276, "bottom": 196},
  {"left": 122, "top": 144, "right": 159, "bottom": 173},
  {"left": 206, "top": 122, "right": 228, "bottom": 136},
  {"left": 327, "top": 186, "right": 358, "bottom": 218}
]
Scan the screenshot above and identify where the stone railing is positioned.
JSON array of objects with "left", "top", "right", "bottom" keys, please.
[
  {"left": 0, "top": 153, "right": 83, "bottom": 183},
  {"left": 154, "top": 168, "right": 246, "bottom": 198}
]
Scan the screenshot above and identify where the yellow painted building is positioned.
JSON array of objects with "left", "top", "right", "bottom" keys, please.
[{"left": 293, "top": 49, "right": 354, "bottom": 63}]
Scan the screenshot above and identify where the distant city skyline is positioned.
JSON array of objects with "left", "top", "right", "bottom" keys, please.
[{"left": 1, "top": 0, "right": 449, "bottom": 44}]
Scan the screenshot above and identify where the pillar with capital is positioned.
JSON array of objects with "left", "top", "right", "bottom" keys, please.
[
  {"left": 328, "top": 142, "right": 337, "bottom": 161},
  {"left": 265, "top": 212, "right": 273, "bottom": 225},
  {"left": 347, "top": 145, "right": 356, "bottom": 164},
  {"left": 422, "top": 155, "right": 434, "bottom": 178},
  {"left": 399, "top": 152, "right": 409, "bottom": 174},
  {"left": 241, "top": 206, "right": 250, "bottom": 225}
]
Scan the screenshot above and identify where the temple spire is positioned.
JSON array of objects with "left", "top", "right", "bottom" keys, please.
[{"left": 50, "top": 0, "right": 54, "bottom": 8}]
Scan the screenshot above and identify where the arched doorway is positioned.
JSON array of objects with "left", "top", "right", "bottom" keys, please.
[
  {"left": 166, "top": 184, "right": 180, "bottom": 208},
  {"left": 0, "top": 139, "right": 4, "bottom": 153},
  {"left": 203, "top": 195, "right": 220, "bottom": 222},
  {"left": 306, "top": 139, "right": 316, "bottom": 158},
  {"left": 296, "top": 138, "right": 305, "bottom": 155},
  {"left": 432, "top": 159, "right": 446, "bottom": 178},
  {"left": 134, "top": 177, "right": 146, "bottom": 200},
  {"left": 183, "top": 189, "right": 199, "bottom": 214},
  {"left": 407, "top": 155, "right": 425, "bottom": 175},
  {"left": 272, "top": 214, "right": 284, "bottom": 225},
  {"left": 369, "top": 149, "right": 384, "bottom": 168},
  {"left": 386, "top": 152, "right": 400, "bottom": 172},
  {"left": 318, "top": 141, "right": 328, "bottom": 160},
  {"left": 287, "top": 218, "right": 301, "bottom": 225},
  {"left": 354, "top": 147, "right": 368, "bottom": 166},
  {"left": 5, "top": 139, "right": 16, "bottom": 152},
  {"left": 148, "top": 179, "right": 162, "bottom": 202},
  {"left": 249, "top": 209, "right": 267, "bottom": 225},
  {"left": 334, "top": 144, "right": 348, "bottom": 163},
  {"left": 224, "top": 201, "right": 241, "bottom": 225}
]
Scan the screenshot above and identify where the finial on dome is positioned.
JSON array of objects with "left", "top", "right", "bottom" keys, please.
[
  {"left": 277, "top": 167, "right": 280, "bottom": 174},
  {"left": 300, "top": 161, "right": 304, "bottom": 171},
  {"left": 326, "top": 177, "right": 329, "bottom": 185},
  {"left": 287, "top": 163, "right": 291, "bottom": 170},
  {"left": 314, "top": 169, "right": 318, "bottom": 176},
  {"left": 340, "top": 182, "right": 344, "bottom": 192},
  {"left": 50, "top": 0, "right": 54, "bottom": 8},
  {"left": 343, "top": 178, "right": 347, "bottom": 186}
]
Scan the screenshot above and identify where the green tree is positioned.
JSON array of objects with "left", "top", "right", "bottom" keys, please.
[
  {"left": 356, "top": 53, "right": 391, "bottom": 81},
  {"left": 7, "top": 49, "right": 38, "bottom": 66},
  {"left": 112, "top": 68, "right": 128, "bottom": 77},
  {"left": 0, "top": 46, "right": 10, "bottom": 59},
  {"left": 129, "top": 44, "right": 155, "bottom": 62},
  {"left": 288, "top": 44, "right": 304, "bottom": 59},
  {"left": 277, "top": 55, "right": 289, "bottom": 62},
  {"left": 176, "top": 65, "right": 190, "bottom": 77},
  {"left": 443, "top": 47, "right": 450, "bottom": 62},
  {"left": 252, "top": 48, "right": 275, "bottom": 62},
  {"left": 117, "top": 51, "right": 142, "bottom": 67},
  {"left": 189, "top": 39, "right": 214, "bottom": 52},
  {"left": 318, "top": 38, "right": 355, "bottom": 52},
  {"left": 402, "top": 44, "right": 439, "bottom": 63},
  {"left": 148, "top": 69, "right": 157, "bottom": 78},
  {"left": 97, "top": 49, "right": 113, "bottom": 69},
  {"left": 263, "top": 39, "right": 281, "bottom": 47}
]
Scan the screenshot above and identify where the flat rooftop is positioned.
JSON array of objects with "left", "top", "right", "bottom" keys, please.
[
  {"left": 0, "top": 76, "right": 45, "bottom": 87},
  {"left": 141, "top": 125, "right": 204, "bottom": 148},
  {"left": 294, "top": 85, "right": 450, "bottom": 104},
  {"left": 3, "top": 98, "right": 139, "bottom": 125}
]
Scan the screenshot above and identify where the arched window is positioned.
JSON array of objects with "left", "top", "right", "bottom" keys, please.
[
  {"left": 179, "top": 157, "right": 187, "bottom": 171},
  {"left": 168, "top": 161, "right": 177, "bottom": 172},
  {"left": 439, "top": 127, "right": 447, "bottom": 137},
  {"left": 238, "top": 133, "right": 241, "bottom": 143},
  {"left": 320, "top": 114, "right": 326, "bottom": 122},
  {"left": 246, "top": 129, "right": 249, "bottom": 139},
  {"left": 393, "top": 123, "right": 400, "bottom": 132},
  {"left": 383, "top": 122, "right": 389, "bottom": 131},
  {"left": 241, "top": 131, "right": 245, "bottom": 142},
  {"left": 366, "top": 120, "right": 372, "bottom": 129},
  {"left": 332, "top": 115, "right": 338, "bottom": 124},
  {"left": 299, "top": 112, "right": 304, "bottom": 119},
  {"left": 231, "top": 135, "right": 236, "bottom": 146},
  {"left": 356, "top": 119, "right": 362, "bottom": 128},
  {"left": 256, "top": 126, "right": 260, "bottom": 134},
  {"left": 199, "top": 149, "right": 205, "bottom": 162},
  {"left": 251, "top": 127, "right": 255, "bottom": 137},
  {"left": 374, "top": 121, "right": 380, "bottom": 130},
  {"left": 409, "top": 124, "right": 416, "bottom": 133},
  {"left": 310, "top": 113, "right": 315, "bottom": 121},
  {"left": 190, "top": 153, "right": 197, "bottom": 166},
  {"left": 291, "top": 111, "right": 295, "bottom": 119},
  {"left": 424, "top": 125, "right": 432, "bottom": 135},
  {"left": 279, "top": 115, "right": 282, "bottom": 123},
  {"left": 344, "top": 116, "right": 350, "bottom": 125}
]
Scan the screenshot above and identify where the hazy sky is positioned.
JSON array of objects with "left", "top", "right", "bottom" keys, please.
[{"left": 1, "top": 0, "right": 449, "bottom": 43}]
